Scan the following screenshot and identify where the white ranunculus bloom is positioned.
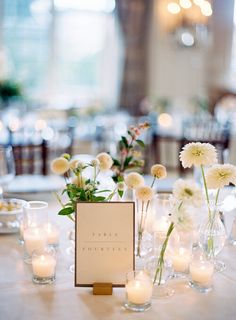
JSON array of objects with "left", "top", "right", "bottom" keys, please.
[
  {"left": 180, "top": 142, "right": 217, "bottom": 168},
  {"left": 206, "top": 164, "right": 236, "bottom": 189},
  {"left": 170, "top": 201, "right": 194, "bottom": 232},
  {"left": 124, "top": 172, "right": 145, "bottom": 189},
  {"left": 151, "top": 164, "right": 167, "bottom": 179},
  {"left": 51, "top": 157, "right": 70, "bottom": 175},
  {"left": 135, "top": 186, "right": 154, "bottom": 202},
  {"left": 96, "top": 152, "right": 113, "bottom": 171},
  {"left": 173, "top": 179, "right": 204, "bottom": 207}
]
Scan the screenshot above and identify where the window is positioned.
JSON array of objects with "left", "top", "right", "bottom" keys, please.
[{"left": 1, "top": 0, "right": 123, "bottom": 108}]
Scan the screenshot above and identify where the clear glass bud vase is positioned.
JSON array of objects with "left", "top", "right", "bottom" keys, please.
[
  {"left": 135, "top": 210, "right": 153, "bottom": 262},
  {"left": 199, "top": 206, "right": 226, "bottom": 272}
]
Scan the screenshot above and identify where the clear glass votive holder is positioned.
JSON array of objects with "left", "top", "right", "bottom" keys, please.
[
  {"left": 23, "top": 201, "right": 48, "bottom": 228},
  {"left": 44, "top": 222, "right": 60, "bottom": 248},
  {"left": 124, "top": 270, "right": 153, "bottom": 312},
  {"left": 32, "top": 246, "right": 57, "bottom": 284},
  {"left": 172, "top": 247, "right": 192, "bottom": 278},
  {"left": 23, "top": 227, "right": 47, "bottom": 264},
  {"left": 189, "top": 260, "right": 214, "bottom": 293}
]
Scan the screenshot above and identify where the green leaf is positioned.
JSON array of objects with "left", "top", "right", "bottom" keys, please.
[
  {"left": 58, "top": 207, "right": 74, "bottom": 216},
  {"left": 79, "top": 189, "right": 86, "bottom": 201},
  {"left": 124, "top": 156, "right": 133, "bottom": 167},
  {"left": 95, "top": 189, "right": 111, "bottom": 194},
  {"left": 117, "top": 176, "right": 124, "bottom": 182},
  {"left": 127, "top": 130, "right": 132, "bottom": 136},
  {"left": 112, "top": 176, "right": 119, "bottom": 183},
  {"left": 136, "top": 139, "right": 145, "bottom": 148},
  {"left": 112, "top": 158, "right": 121, "bottom": 166},
  {"left": 118, "top": 190, "right": 124, "bottom": 198},
  {"left": 92, "top": 196, "right": 106, "bottom": 202},
  {"left": 121, "top": 136, "right": 129, "bottom": 148}
]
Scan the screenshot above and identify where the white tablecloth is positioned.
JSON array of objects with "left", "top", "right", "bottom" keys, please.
[{"left": 1, "top": 196, "right": 236, "bottom": 320}]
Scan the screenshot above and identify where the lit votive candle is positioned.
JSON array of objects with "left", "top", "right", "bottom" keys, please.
[
  {"left": 23, "top": 227, "right": 47, "bottom": 263},
  {"left": 125, "top": 271, "right": 153, "bottom": 312},
  {"left": 189, "top": 260, "right": 214, "bottom": 293},
  {"left": 44, "top": 223, "right": 60, "bottom": 247},
  {"left": 32, "top": 247, "right": 57, "bottom": 284},
  {"left": 172, "top": 248, "right": 191, "bottom": 274}
]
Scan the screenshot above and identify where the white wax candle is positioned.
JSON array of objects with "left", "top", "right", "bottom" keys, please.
[
  {"left": 172, "top": 248, "right": 191, "bottom": 273},
  {"left": 44, "top": 223, "right": 60, "bottom": 245},
  {"left": 24, "top": 228, "right": 47, "bottom": 255},
  {"left": 32, "top": 254, "right": 56, "bottom": 278},
  {"left": 126, "top": 279, "right": 153, "bottom": 305},
  {"left": 190, "top": 261, "right": 214, "bottom": 285}
]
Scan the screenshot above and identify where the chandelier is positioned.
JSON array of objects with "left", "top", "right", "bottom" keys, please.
[{"left": 165, "top": 0, "right": 213, "bottom": 47}]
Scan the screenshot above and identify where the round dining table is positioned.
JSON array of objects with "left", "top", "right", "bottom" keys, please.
[{"left": 1, "top": 192, "right": 236, "bottom": 320}]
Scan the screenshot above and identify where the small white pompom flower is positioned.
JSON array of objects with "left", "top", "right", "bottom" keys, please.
[
  {"left": 117, "top": 181, "right": 125, "bottom": 191},
  {"left": 206, "top": 164, "right": 236, "bottom": 189},
  {"left": 173, "top": 179, "right": 204, "bottom": 207},
  {"left": 135, "top": 186, "right": 154, "bottom": 202},
  {"left": 180, "top": 142, "right": 217, "bottom": 168},
  {"left": 125, "top": 172, "right": 145, "bottom": 189},
  {"left": 151, "top": 164, "right": 167, "bottom": 179},
  {"left": 51, "top": 157, "right": 70, "bottom": 175},
  {"left": 96, "top": 153, "right": 113, "bottom": 171},
  {"left": 69, "top": 159, "right": 79, "bottom": 170},
  {"left": 91, "top": 159, "right": 100, "bottom": 167}
]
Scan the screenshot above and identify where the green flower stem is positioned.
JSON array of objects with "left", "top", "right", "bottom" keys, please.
[
  {"left": 137, "top": 202, "right": 146, "bottom": 257},
  {"left": 153, "top": 222, "right": 175, "bottom": 285},
  {"left": 93, "top": 166, "right": 97, "bottom": 184},
  {"left": 107, "top": 187, "right": 118, "bottom": 201},
  {"left": 215, "top": 188, "right": 220, "bottom": 206},
  {"left": 150, "top": 177, "right": 156, "bottom": 189},
  {"left": 54, "top": 192, "right": 75, "bottom": 222},
  {"left": 200, "top": 165, "right": 211, "bottom": 218}
]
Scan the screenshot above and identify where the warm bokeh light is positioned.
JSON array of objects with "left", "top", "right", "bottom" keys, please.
[
  {"left": 0, "top": 120, "right": 3, "bottom": 132},
  {"left": 8, "top": 118, "right": 21, "bottom": 132},
  {"left": 179, "top": 0, "right": 192, "bottom": 9},
  {"left": 167, "top": 2, "right": 181, "bottom": 14},
  {"left": 35, "top": 119, "right": 47, "bottom": 131},
  {"left": 193, "top": 0, "right": 205, "bottom": 6},
  {"left": 158, "top": 113, "right": 173, "bottom": 128},
  {"left": 181, "top": 32, "right": 195, "bottom": 46},
  {"left": 201, "top": 1, "right": 212, "bottom": 16}
]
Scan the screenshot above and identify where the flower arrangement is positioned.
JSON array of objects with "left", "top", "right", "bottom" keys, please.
[
  {"left": 51, "top": 152, "right": 114, "bottom": 221},
  {"left": 51, "top": 122, "right": 151, "bottom": 219}
]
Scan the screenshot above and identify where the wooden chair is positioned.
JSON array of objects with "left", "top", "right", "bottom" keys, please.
[
  {"left": 151, "top": 116, "right": 230, "bottom": 176},
  {"left": 11, "top": 140, "right": 48, "bottom": 175}
]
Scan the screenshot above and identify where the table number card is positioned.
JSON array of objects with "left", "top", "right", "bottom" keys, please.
[{"left": 75, "top": 202, "right": 135, "bottom": 287}]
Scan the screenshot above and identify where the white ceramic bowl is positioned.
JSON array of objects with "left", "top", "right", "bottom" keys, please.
[{"left": 0, "top": 198, "right": 26, "bottom": 234}]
